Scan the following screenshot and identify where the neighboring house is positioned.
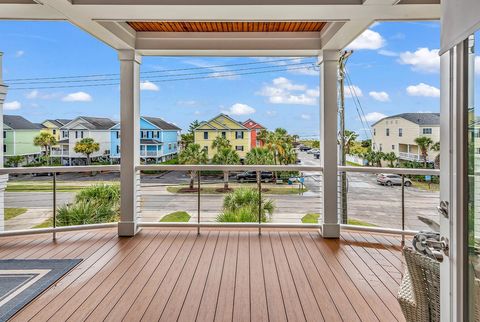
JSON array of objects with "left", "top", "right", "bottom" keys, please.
[
  {"left": 41, "top": 119, "right": 72, "bottom": 142},
  {"left": 57, "top": 116, "right": 116, "bottom": 165},
  {"left": 371, "top": 113, "right": 440, "bottom": 163},
  {"left": 242, "top": 119, "right": 265, "bottom": 148},
  {"left": 110, "top": 116, "right": 181, "bottom": 163},
  {"left": 194, "top": 114, "right": 250, "bottom": 159},
  {"left": 3, "top": 115, "right": 42, "bottom": 163}
]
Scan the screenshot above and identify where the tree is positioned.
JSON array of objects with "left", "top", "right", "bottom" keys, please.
[
  {"left": 245, "top": 147, "right": 274, "bottom": 165},
  {"left": 74, "top": 138, "right": 100, "bottom": 165},
  {"left": 188, "top": 120, "right": 200, "bottom": 133},
  {"left": 414, "top": 136, "right": 434, "bottom": 168},
  {"left": 33, "top": 132, "right": 58, "bottom": 165},
  {"left": 432, "top": 141, "right": 440, "bottom": 169},
  {"left": 382, "top": 152, "right": 397, "bottom": 168},
  {"left": 340, "top": 130, "right": 359, "bottom": 155},
  {"left": 6, "top": 155, "right": 25, "bottom": 168},
  {"left": 211, "top": 136, "right": 231, "bottom": 151},
  {"left": 180, "top": 120, "right": 201, "bottom": 149},
  {"left": 212, "top": 147, "right": 240, "bottom": 190},
  {"left": 178, "top": 143, "right": 208, "bottom": 189},
  {"left": 217, "top": 188, "right": 275, "bottom": 222}
]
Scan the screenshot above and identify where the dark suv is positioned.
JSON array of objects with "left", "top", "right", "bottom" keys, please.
[{"left": 236, "top": 171, "right": 274, "bottom": 183}]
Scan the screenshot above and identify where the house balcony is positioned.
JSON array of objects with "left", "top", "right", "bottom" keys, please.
[
  {"left": 140, "top": 150, "right": 162, "bottom": 157},
  {"left": 51, "top": 149, "right": 69, "bottom": 156},
  {"left": 398, "top": 152, "right": 424, "bottom": 162}
]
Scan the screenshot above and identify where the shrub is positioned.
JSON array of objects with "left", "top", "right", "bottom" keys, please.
[
  {"left": 55, "top": 184, "right": 120, "bottom": 226},
  {"left": 217, "top": 188, "right": 274, "bottom": 223}
]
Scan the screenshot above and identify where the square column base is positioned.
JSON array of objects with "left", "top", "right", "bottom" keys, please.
[
  {"left": 118, "top": 221, "right": 139, "bottom": 237},
  {"left": 320, "top": 223, "right": 340, "bottom": 238}
]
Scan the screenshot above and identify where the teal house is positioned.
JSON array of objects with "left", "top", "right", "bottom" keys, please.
[{"left": 3, "top": 115, "right": 42, "bottom": 164}]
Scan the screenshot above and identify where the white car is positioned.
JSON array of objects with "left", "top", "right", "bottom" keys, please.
[
  {"left": 307, "top": 148, "right": 320, "bottom": 154},
  {"left": 376, "top": 173, "right": 412, "bottom": 187}
]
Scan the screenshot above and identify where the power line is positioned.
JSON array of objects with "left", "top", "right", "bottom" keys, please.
[
  {"left": 5, "top": 57, "right": 312, "bottom": 83},
  {"left": 8, "top": 61, "right": 315, "bottom": 85},
  {"left": 8, "top": 65, "right": 318, "bottom": 91}
]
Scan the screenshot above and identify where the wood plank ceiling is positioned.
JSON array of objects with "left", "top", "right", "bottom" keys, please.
[{"left": 127, "top": 21, "right": 327, "bottom": 32}]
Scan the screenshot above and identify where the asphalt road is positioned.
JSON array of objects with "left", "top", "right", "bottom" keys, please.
[{"left": 4, "top": 151, "right": 440, "bottom": 231}]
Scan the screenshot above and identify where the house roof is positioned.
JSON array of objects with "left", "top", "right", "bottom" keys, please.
[
  {"left": 4, "top": 115, "right": 43, "bottom": 130},
  {"left": 243, "top": 119, "right": 266, "bottom": 129},
  {"left": 63, "top": 116, "right": 117, "bottom": 130},
  {"left": 372, "top": 113, "right": 440, "bottom": 127},
  {"left": 142, "top": 116, "right": 181, "bottom": 131},
  {"left": 140, "top": 139, "right": 163, "bottom": 145},
  {"left": 195, "top": 113, "right": 248, "bottom": 131},
  {"left": 43, "top": 119, "right": 73, "bottom": 127}
]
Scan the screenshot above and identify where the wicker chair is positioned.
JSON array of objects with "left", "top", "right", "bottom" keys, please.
[{"left": 398, "top": 247, "right": 440, "bottom": 322}]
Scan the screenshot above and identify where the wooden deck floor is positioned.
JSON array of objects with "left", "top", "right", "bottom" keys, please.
[{"left": 0, "top": 228, "right": 406, "bottom": 322}]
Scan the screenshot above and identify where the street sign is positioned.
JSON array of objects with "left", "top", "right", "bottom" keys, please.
[{"left": 425, "top": 175, "right": 432, "bottom": 181}]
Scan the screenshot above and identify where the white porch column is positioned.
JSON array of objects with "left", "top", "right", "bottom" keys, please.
[
  {"left": 0, "top": 53, "right": 7, "bottom": 232},
  {"left": 118, "top": 50, "right": 141, "bottom": 237},
  {"left": 319, "top": 50, "right": 340, "bottom": 238}
]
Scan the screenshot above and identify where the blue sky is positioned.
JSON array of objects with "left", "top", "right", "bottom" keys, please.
[{"left": 1, "top": 20, "right": 478, "bottom": 139}]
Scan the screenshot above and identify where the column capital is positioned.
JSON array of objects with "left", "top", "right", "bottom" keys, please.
[
  {"left": 118, "top": 50, "right": 142, "bottom": 64},
  {"left": 318, "top": 49, "right": 341, "bottom": 64}
]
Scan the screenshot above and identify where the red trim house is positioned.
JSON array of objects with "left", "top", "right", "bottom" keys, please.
[{"left": 242, "top": 119, "right": 266, "bottom": 148}]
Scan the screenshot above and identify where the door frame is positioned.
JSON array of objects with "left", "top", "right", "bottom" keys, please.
[{"left": 440, "top": 38, "right": 470, "bottom": 322}]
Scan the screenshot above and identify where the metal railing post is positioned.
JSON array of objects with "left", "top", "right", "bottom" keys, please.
[
  {"left": 197, "top": 171, "right": 201, "bottom": 235},
  {"left": 257, "top": 171, "right": 262, "bottom": 235},
  {"left": 401, "top": 174, "right": 405, "bottom": 247},
  {"left": 53, "top": 172, "right": 57, "bottom": 241}
]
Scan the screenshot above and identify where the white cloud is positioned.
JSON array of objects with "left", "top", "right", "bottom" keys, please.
[
  {"left": 62, "top": 91, "right": 92, "bottom": 102},
  {"left": 226, "top": 103, "right": 256, "bottom": 116},
  {"left": 25, "top": 90, "right": 59, "bottom": 100},
  {"left": 369, "top": 91, "right": 390, "bottom": 102},
  {"left": 398, "top": 48, "right": 440, "bottom": 73},
  {"left": 4, "top": 101, "right": 22, "bottom": 110},
  {"left": 344, "top": 85, "right": 363, "bottom": 98},
  {"left": 140, "top": 80, "right": 159, "bottom": 91},
  {"left": 15, "top": 50, "right": 24, "bottom": 58},
  {"left": 300, "top": 114, "right": 311, "bottom": 120},
  {"left": 362, "top": 112, "right": 387, "bottom": 123},
  {"left": 258, "top": 77, "right": 318, "bottom": 105},
  {"left": 266, "top": 110, "right": 277, "bottom": 116},
  {"left": 378, "top": 49, "right": 398, "bottom": 57},
  {"left": 26, "top": 90, "right": 39, "bottom": 99},
  {"left": 347, "top": 29, "right": 385, "bottom": 50},
  {"left": 406, "top": 83, "right": 440, "bottom": 98},
  {"left": 194, "top": 110, "right": 201, "bottom": 115},
  {"left": 177, "top": 100, "right": 198, "bottom": 106}
]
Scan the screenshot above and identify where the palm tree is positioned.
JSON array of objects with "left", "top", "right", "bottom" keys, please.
[
  {"left": 342, "top": 130, "right": 359, "bottom": 155},
  {"left": 211, "top": 136, "right": 231, "bottom": 151},
  {"left": 74, "top": 138, "right": 100, "bottom": 165},
  {"left": 414, "top": 136, "right": 434, "bottom": 168},
  {"left": 178, "top": 143, "right": 208, "bottom": 189},
  {"left": 245, "top": 147, "right": 274, "bottom": 165},
  {"left": 382, "top": 152, "right": 397, "bottom": 168},
  {"left": 278, "top": 145, "right": 297, "bottom": 165},
  {"left": 212, "top": 147, "right": 240, "bottom": 190},
  {"left": 33, "top": 132, "right": 58, "bottom": 165},
  {"left": 6, "top": 155, "right": 25, "bottom": 168},
  {"left": 432, "top": 141, "right": 440, "bottom": 169}
]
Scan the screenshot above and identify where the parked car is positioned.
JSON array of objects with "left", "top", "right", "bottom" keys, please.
[
  {"left": 307, "top": 148, "right": 320, "bottom": 154},
  {"left": 236, "top": 171, "right": 274, "bottom": 183},
  {"left": 299, "top": 145, "right": 312, "bottom": 152},
  {"left": 376, "top": 173, "right": 412, "bottom": 187}
]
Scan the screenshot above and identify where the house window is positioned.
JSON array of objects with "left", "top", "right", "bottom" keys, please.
[
  {"left": 62, "top": 131, "right": 69, "bottom": 138},
  {"left": 75, "top": 131, "right": 78, "bottom": 139},
  {"left": 235, "top": 146, "right": 244, "bottom": 151},
  {"left": 81, "top": 131, "right": 84, "bottom": 139},
  {"left": 379, "top": 144, "right": 383, "bottom": 152},
  {"left": 221, "top": 132, "right": 226, "bottom": 139},
  {"left": 141, "top": 131, "right": 145, "bottom": 139},
  {"left": 373, "top": 129, "right": 376, "bottom": 136},
  {"left": 235, "top": 131, "right": 244, "bottom": 139},
  {"left": 372, "top": 143, "right": 376, "bottom": 150},
  {"left": 157, "top": 131, "right": 161, "bottom": 138},
  {"left": 116, "top": 131, "right": 120, "bottom": 139},
  {"left": 168, "top": 143, "right": 172, "bottom": 150},
  {"left": 116, "top": 145, "right": 120, "bottom": 154},
  {"left": 3, "top": 145, "right": 5, "bottom": 153},
  {"left": 392, "top": 145, "right": 395, "bottom": 150},
  {"left": 399, "top": 128, "right": 403, "bottom": 137},
  {"left": 204, "top": 132, "right": 208, "bottom": 140},
  {"left": 423, "top": 128, "right": 432, "bottom": 135},
  {"left": 386, "top": 128, "right": 390, "bottom": 136},
  {"left": 204, "top": 146, "right": 208, "bottom": 153},
  {"left": 2, "top": 131, "right": 5, "bottom": 139},
  {"left": 52, "top": 129, "right": 56, "bottom": 135}
]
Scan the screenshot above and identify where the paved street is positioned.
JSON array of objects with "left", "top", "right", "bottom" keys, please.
[{"left": 3, "top": 151, "right": 440, "bottom": 231}]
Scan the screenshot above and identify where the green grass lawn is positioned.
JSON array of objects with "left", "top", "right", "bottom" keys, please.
[
  {"left": 5, "top": 208, "right": 27, "bottom": 220},
  {"left": 301, "top": 213, "right": 377, "bottom": 227},
  {"left": 412, "top": 180, "right": 440, "bottom": 192},
  {"left": 166, "top": 184, "right": 307, "bottom": 195},
  {"left": 33, "top": 218, "right": 52, "bottom": 229},
  {"left": 6, "top": 184, "right": 83, "bottom": 192},
  {"left": 159, "top": 211, "right": 191, "bottom": 222}
]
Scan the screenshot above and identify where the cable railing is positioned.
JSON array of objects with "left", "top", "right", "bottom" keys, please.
[{"left": 0, "top": 164, "right": 440, "bottom": 241}]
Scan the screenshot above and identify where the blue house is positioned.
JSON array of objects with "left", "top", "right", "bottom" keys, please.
[{"left": 111, "top": 116, "right": 181, "bottom": 163}]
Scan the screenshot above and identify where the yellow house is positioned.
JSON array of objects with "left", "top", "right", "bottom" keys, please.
[
  {"left": 41, "top": 119, "right": 72, "bottom": 141},
  {"left": 194, "top": 114, "right": 251, "bottom": 159}
]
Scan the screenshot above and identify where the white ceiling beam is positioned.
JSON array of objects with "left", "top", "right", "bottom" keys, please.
[{"left": 136, "top": 32, "right": 321, "bottom": 56}]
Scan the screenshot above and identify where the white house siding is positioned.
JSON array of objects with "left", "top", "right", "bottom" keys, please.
[{"left": 67, "top": 130, "right": 111, "bottom": 158}]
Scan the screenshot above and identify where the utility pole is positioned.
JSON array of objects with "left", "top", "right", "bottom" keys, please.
[{"left": 338, "top": 50, "right": 352, "bottom": 225}]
